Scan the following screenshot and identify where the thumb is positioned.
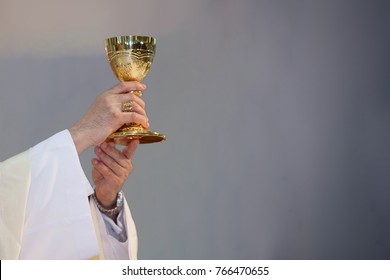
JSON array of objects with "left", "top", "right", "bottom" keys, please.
[{"left": 123, "top": 140, "right": 139, "bottom": 159}]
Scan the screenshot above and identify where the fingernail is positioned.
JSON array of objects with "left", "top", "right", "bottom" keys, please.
[
  {"left": 92, "top": 159, "right": 99, "bottom": 165},
  {"left": 141, "top": 83, "right": 146, "bottom": 89},
  {"left": 96, "top": 147, "right": 102, "bottom": 153},
  {"left": 101, "top": 142, "right": 107, "bottom": 149}
]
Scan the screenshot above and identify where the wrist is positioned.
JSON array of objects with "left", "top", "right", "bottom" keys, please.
[
  {"left": 69, "top": 125, "right": 92, "bottom": 155},
  {"left": 94, "top": 189, "right": 118, "bottom": 208},
  {"left": 93, "top": 190, "right": 124, "bottom": 217}
]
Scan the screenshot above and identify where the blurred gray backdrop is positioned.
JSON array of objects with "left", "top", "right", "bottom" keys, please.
[{"left": 1, "top": 0, "right": 390, "bottom": 259}]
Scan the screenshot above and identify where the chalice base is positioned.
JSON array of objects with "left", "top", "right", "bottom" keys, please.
[{"left": 108, "top": 130, "right": 166, "bottom": 145}]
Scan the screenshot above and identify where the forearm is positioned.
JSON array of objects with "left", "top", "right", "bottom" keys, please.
[{"left": 69, "top": 121, "right": 103, "bottom": 155}]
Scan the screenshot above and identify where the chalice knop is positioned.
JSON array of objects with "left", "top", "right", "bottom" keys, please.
[{"left": 105, "top": 35, "right": 166, "bottom": 145}]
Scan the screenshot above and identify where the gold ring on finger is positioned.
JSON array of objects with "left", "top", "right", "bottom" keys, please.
[{"left": 122, "top": 102, "right": 133, "bottom": 112}]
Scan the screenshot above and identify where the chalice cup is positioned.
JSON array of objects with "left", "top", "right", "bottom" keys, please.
[{"left": 105, "top": 35, "right": 166, "bottom": 145}]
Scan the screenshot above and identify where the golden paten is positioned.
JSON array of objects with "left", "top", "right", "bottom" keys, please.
[{"left": 104, "top": 35, "right": 166, "bottom": 145}]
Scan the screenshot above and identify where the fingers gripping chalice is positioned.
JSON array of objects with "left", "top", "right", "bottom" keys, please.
[{"left": 105, "top": 35, "right": 166, "bottom": 145}]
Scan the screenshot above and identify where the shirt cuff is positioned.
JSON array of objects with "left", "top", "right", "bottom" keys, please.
[{"left": 101, "top": 209, "right": 128, "bottom": 243}]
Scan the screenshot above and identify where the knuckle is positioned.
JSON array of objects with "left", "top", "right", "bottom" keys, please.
[
  {"left": 112, "top": 109, "right": 121, "bottom": 120},
  {"left": 125, "top": 160, "right": 132, "bottom": 170},
  {"left": 120, "top": 170, "right": 129, "bottom": 181},
  {"left": 140, "top": 98, "right": 146, "bottom": 108}
]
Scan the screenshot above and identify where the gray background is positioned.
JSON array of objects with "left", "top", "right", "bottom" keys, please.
[{"left": 1, "top": 0, "right": 390, "bottom": 259}]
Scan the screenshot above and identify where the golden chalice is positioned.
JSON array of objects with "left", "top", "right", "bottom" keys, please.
[{"left": 105, "top": 35, "right": 166, "bottom": 145}]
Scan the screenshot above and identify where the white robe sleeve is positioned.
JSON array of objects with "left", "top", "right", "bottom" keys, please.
[
  {"left": 18, "top": 130, "right": 99, "bottom": 259},
  {"left": 0, "top": 150, "right": 31, "bottom": 259},
  {"left": 1, "top": 130, "right": 137, "bottom": 259}
]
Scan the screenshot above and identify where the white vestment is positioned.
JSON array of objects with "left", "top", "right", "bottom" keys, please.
[{"left": 0, "top": 130, "right": 138, "bottom": 259}]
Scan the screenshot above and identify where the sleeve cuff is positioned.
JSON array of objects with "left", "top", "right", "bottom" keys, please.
[{"left": 100, "top": 207, "right": 128, "bottom": 243}]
